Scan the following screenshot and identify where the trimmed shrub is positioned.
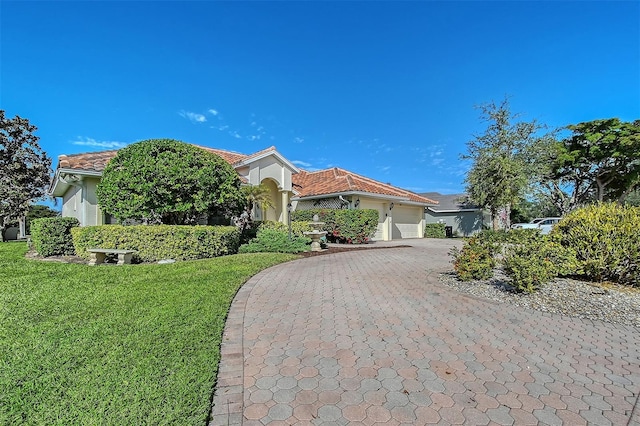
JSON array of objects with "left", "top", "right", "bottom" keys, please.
[
  {"left": 258, "top": 220, "right": 314, "bottom": 242},
  {"left": 449, "top": 236, "right": 496, "bottom": 281},
  {"left": 30, "top": 217, "right": 79, "bottom": 256},
  {"left": 503, "top": 238, "right": 578, "bottom": 293},
  {"left": 553, "top": 203, "right": 640, "bottom": 285},
  {"left": 424, "top": 223, "right": 446, "bottom": 238},
  {"left": 292, "top": 209, "right": 378, "bottom": 244},
  {"left": 239, "top": 228, "right": 309, "bottom": 254},
  {"left": 71, "top": 225, "right": 240, "bottom": 262}
]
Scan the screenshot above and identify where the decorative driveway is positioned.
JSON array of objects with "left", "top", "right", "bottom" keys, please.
[{"left": 210, "top": 239, "right": 640, "bottom": 425}]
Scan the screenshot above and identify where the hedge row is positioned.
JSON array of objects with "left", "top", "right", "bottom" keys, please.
[
  {"left": 424, "top": 223, "right": 445, "bottom": 238},
  {"left": 291, "top": 209, "right": 378, "bottom": 244},
  {"left": 30, "top": 217, "right": 79, "bottom": 256},
  {"left": 71, "top": 225, "right": 240, "bottom": 262}
]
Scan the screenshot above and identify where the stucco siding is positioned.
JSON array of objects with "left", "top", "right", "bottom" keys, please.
[
  {"left": 62, "top": 185, "right": 82, "bottom": 224},
  {"left": 425, "top": 210, "right": 484, "bottom": 236}
]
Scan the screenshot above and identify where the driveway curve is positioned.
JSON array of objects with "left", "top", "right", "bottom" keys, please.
[{"left": 210, "top": 239, "right": 640, "bottom": 425}]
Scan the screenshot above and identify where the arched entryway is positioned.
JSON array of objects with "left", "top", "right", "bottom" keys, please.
[{"left": 255, "top": 178, "right": 281, "bottom": 222}]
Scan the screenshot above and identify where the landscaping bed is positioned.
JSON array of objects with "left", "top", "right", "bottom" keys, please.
[{"left": 439, "top": 269, "right": 640, "bottom": 328}]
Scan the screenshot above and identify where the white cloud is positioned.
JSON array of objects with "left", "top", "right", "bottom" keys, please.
[
  {"left": 179, "top": 110, "right": 207, "bottom": 123},
  {"left": 71, "top": 137, "right": 129, "bottom": 149},
  {"left": 208, "top": 109, "right": 219, "bottom": 116},
  {"left": 247, "top": 135, "right": 261, "bottom": 141},
  {"left": 291, "top": 160, "right": 311, "bottom": 167},
  {"left": 229, "top": 130, "right": 242, "bottom": 139},
  {"left": 293, "top": 137, "right": 305, "bottom": 144}
]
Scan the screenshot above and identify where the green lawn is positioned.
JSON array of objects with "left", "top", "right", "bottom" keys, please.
[{"left": 0, "top": 243, "right": 296, "bottom": 425}]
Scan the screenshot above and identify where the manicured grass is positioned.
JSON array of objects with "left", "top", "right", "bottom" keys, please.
[{"left": 0, "top": 243, "right": 296, "bottom": 425}]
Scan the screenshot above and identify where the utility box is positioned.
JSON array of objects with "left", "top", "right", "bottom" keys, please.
[{"left": 445, "top": 226, "right": 453, "bottom": 238}]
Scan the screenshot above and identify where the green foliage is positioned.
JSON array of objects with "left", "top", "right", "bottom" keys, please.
[
  {"left": 71, "top": 225, "right": 240, "bottom": 262},
  {"left": 30, "top": 217, "right": 79, "bottom": 256},
  {"left": 241, "top": 184, "right": 274, "bottom": 219},
  {"left": 26, "top": 204, "right": 59, "bottom": 233},
  {"left": 239, "top": 228, "right": 310, "bottom": 253},
  {"left": 0, "top": 242, "right": 295, "bottom": 424},
  {"left": 97, "top": 139, "right": 244, "bottom": 225},
  {"left": 424, "top": 223, "right": 446, "bottom": 238},
  {"left": 292, "top": 208, "right": 378, "bottom": 243},
  {"left": 554, "top": 118, "right": 640, "bottom": 204},
  {"left": 553, "top": 203, "right": 640, "bottom": 285},
  {"left": 258, "top": 220, "right": 313, "bottom": 241},
  {"left": 503, "top": 237, "right": 578, "bottom": 293},
  {"left": 449, "top": 236, "right": 496, "bottom": 281},
  {"left": 0, "top": 111, "right": 52, "bottom": 231},
  {"left": 463, "top": 98, "right": 548, "bottom": 229}
]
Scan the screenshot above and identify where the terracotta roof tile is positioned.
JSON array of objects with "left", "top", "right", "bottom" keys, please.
[
  {"left": 58, "top": 150, "right": 119, "bottom": 171},
  {"left": 292, "top": 167, "right": 438, "bottom": 204},
  {"left": 58, "top": 145, "right": 250, "bottom": 172}
]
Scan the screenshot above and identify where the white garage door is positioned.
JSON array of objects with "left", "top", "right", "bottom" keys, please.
[{"left": 392, "top": 205, "right": 421, "bottom": 239}]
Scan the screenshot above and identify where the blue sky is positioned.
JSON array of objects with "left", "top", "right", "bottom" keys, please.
[{"left": 1, "top": 1, "right": 638, "bottom": 202}]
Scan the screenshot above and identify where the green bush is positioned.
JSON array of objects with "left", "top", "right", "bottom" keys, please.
[
  {"left": 239, "top": 228, "right": 309, "bottom": 253},
  {"left": 258, "top": 220, "right": 314, "bottom": 242},
  {"left": 424, "top": 223, "right": 446, "bottom": 238},
  {"left": 553, "top": 203, "right": 640, "bottom": 285},
  {"left": 71, "top": 225, "right": 240, "bottom": 262},
  {"left": 292, "top": 209, "right": 378, "bottom": 244},
  {"left": 503, "top": 238, "right": 578, "bottom": 293},
  {"left": 449, "top": 236, "right": 496, "bottom": 281},
  {"left": 30, "top": 217, "right": 79, "bottom": 256}
]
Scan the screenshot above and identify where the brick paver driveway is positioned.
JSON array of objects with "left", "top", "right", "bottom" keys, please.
[{"left": 210, "top": 239, "right": 640, "bottom": 425}]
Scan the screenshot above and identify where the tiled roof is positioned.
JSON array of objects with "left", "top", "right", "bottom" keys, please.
[
  {"left": 58, "top": 146, "right": 251, "bottom": 172},
  {"left": 293, "top": 168, "right": 438, "bottom": 205},
  {"left": 58, "top": 150, "right": 119, "bottom": 171}
]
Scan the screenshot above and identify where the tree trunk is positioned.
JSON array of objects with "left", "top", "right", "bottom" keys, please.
[{"left": 491, "top": 208, "right": 500, "bottom": 231}]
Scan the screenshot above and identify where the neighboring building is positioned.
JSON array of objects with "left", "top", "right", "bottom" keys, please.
[
  {"left": 49, "top": 145, "right": 437, "bottom": 241},
  {"left": 421, "top": 192, "right": 488, "bottom": 236}
]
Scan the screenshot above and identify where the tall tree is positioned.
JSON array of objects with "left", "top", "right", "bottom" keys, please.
[
  {"left": 553, "top": 118, "right": 640, "bottom": 204},
  {"left": 97, "top": 139, "right": 245, "bottom": 224},
  {"left": 0, "top": 111, "right": 52, "bottom": 241},
  {"left": 463, "top": 98, "right": 545, "bottom": 230}
]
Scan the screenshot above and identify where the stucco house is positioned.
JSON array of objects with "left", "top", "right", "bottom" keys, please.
[
  {"left": 49, "top": 145, "right": 437, "bottom": 241},
  {"left": 420, "top": 192, "right": 488, "bottom": 236}
]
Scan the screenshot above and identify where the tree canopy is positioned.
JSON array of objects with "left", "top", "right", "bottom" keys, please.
[
  {"left": 463, "top": 98, "right": 547, "bottom": 229},
  {"left": 96, "top": 139, "right": 245, "bottom": 225},
  {"left": 553, "top": 118, "right": 640, "bottom": 204},
  {"left": 0, "top": 110, "right": 52, "bottom": 236}
]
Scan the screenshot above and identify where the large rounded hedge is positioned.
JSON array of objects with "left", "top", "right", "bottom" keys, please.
[{"left": 97, "top": 139, "right": 244, "bottom": 224}]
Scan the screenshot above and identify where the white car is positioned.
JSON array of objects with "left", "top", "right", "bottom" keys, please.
[
  {"left": 511, "top": 217, "right": 561, "bottom": 234},
  {"left": 510, "top": 218, "right": 544, "bottom": 230},
  {"left": 537, "top": 217, "right": 562, "bottom": 235}
]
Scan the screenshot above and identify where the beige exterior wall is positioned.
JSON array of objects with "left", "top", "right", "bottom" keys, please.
[{"left": 60, "top": 177, "right": 104, "bottom": 226}]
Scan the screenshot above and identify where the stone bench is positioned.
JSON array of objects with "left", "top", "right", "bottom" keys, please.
[{"left": 87, "top": 248, "right": 136, "bottom": 266}]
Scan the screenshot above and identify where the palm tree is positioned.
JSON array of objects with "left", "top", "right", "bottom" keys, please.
[{"left": 241, "top": 184, "right": 274, "bottom": 220}]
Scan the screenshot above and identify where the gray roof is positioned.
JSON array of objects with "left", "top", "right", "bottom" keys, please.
[{"left": 419, "top": 192, "right": 481, "bottom": 212}]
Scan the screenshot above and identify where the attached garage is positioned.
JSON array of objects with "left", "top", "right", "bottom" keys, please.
[{"left": 391, "top": 204, "right": 423, "bottom": 239}]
